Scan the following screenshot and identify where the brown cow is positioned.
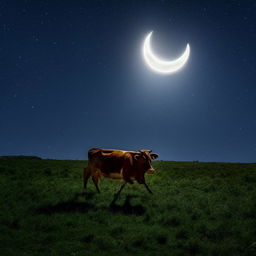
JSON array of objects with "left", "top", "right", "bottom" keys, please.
[{"left": 83, "top": 148, "right": 158, "bottom": 203}]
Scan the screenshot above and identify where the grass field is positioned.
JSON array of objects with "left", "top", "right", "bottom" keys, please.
[{"left": 0, "top": 157, "right": 256, "bottom": 256}]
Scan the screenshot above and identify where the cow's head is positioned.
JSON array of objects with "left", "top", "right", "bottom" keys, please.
[{"left": 134, "top": 150, "right": 158, "bottom": 174}]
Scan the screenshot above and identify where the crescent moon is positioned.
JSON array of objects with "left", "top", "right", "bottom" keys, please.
[{"left": 142, "top": 31, "right": 190, "bottom": 74}]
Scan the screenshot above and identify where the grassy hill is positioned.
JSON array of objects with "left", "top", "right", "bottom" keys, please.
[{"left": 0, "top": 158, "right": 256, "bottom": 256}]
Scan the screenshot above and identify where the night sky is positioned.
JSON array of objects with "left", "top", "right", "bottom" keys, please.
[{"left": 1, "top": 1, "right": 256, "bottom": 162}]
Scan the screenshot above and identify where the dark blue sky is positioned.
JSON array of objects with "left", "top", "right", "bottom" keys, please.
[{"left": 1, "top": 0, "right": 256, "bottom": 162}]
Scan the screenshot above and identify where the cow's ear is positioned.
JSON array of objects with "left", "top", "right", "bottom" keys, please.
[
  {"left": 134, "top": 154, "right": 140, "bottom": 161},
  {"left": 150, "top": 153, "right": 158, "bottom": 160}
]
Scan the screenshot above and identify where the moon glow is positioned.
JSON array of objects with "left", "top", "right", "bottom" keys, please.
[{"left": 143, "top": 31, "right": 190, "bottom": 74}]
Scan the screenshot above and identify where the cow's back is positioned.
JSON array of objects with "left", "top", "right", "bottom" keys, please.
[{"left": 88, "top": 148, "right": 127, "bottom": 175}]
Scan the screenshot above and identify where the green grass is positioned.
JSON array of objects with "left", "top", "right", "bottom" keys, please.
[{"left": 0, "top": 158, "right": 256, "bottom": 256}]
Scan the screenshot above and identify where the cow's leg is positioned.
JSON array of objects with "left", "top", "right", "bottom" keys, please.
[
  {"left": 111, "top": 182, "right": 126, "bottom": 205},
  {"left": 92, "top": 170, "right": 101, "bottom": 193},
  {"left": 136, "top": 175, "right": 153, "bottom": 194},
  {"left": 83, "top": 167, "right": 91, "bottom": 189},
  {"left": 143, "top": 182, "right": 153, "bottom": 194}
]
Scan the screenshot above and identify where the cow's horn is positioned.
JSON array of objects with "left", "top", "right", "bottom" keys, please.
[{"left": 139, "top": 150, "right": 152, "bottom": 153}]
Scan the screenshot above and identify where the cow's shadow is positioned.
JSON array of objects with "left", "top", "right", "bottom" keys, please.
[
  {"left": 36, "top": 192, "right": 95, "bottom": 215},
  {"left": 36, "top": 192, "right": 145, "bottom": 216},
  {"left": 109, "top": 195, "right": 146, "bottom": 215}
]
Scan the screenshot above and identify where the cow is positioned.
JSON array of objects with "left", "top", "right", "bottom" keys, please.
[{"left": 83, "top": 148, "right": 158, "bottom": 203}]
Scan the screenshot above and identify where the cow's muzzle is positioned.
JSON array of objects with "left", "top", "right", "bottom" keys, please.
[{"left": 146, "top": 168, "right": 155, "bottom": 174}]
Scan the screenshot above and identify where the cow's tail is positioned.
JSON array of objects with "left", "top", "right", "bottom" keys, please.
[{"left": 83, "top": 167, "right": 91, "bottom": 189}]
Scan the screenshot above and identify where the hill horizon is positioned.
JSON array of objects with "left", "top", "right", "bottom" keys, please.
[{"left": 0, "top": 155, "right": 255, "bottom": 164}]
